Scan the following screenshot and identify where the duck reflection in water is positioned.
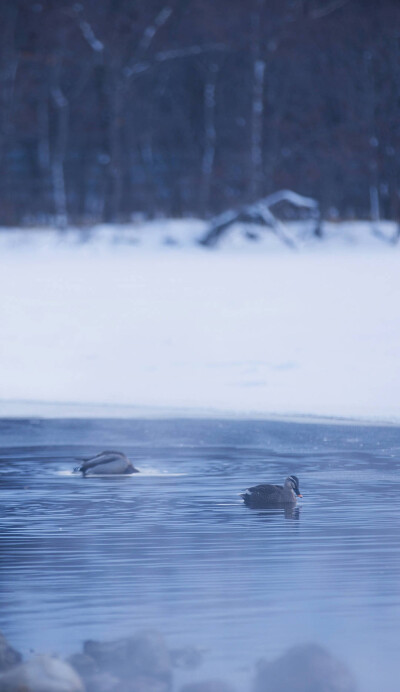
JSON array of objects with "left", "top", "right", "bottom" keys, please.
[{"left": 253, "top": 505, "right": 301, "bottom": 521}]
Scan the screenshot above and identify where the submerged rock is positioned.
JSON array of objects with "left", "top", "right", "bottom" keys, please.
[
  {"left": 83, "top": 630, "right": 172, "bottom": 685},
  {"left": 0, "top": 655, "right": 84, "bottom": 692},
  {"left": 253, "top": 643, "right": 357, "bottom": 692},
  {"left": 0, "top": 633, "right": 22, "bottom": 672}
]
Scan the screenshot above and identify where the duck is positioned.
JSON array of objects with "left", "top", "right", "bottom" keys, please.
[
  {"left": 74, "top": 450, "right": 139, "bottom": 476},
  {"left": 241, "top": 475, "right": 302, "bottom": 508}
]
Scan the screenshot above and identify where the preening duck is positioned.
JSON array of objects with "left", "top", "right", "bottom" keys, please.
[
  {"left": 74, "top": 450, "right": 139, "bottom": 476},
  {"left": 241, "top": 475, "right": 302, "bottom": 508}
]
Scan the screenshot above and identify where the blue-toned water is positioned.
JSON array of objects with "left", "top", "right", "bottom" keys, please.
[{"left": 1, "top": 417, "right": 400, "bottom": 690}]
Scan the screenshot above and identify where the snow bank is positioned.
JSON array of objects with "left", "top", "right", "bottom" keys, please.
[
  {"left": 1, "top": 220, "right": 400, "bottom": 422},
  {"left": 0, "top": 218, "right": 397, "bottom": 252}
]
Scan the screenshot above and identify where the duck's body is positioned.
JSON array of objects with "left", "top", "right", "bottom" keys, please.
[
  {"left": 74, "top": 450, "right": 139, "bottom": 476},
  {"left": 241, "top": 475, "right": 302, "bottom": 508}
]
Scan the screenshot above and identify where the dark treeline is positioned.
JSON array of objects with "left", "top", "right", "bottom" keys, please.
[{"left": 0, "top": 0, "right": 399, "bottom": 226}]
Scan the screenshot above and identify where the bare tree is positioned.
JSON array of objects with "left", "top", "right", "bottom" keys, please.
[{"left": 1, "top": 0, "right": 400, "bottom": 225}]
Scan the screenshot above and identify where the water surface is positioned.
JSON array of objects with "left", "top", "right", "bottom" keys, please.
[{"left": 1, "top": 417, "right": 400, "bottom": 690}]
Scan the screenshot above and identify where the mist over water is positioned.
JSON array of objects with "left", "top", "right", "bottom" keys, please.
[{"left": 1, "top": 417, "right": 400, "bottom": 691}]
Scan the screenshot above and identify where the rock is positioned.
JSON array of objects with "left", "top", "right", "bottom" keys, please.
[
  {"left": 83, "top": 631, "right": 172, "bottom": 684},
  {"left": 0, "top": 633, "right": 22, "bottom": 672},
  {"left": 170, "top": 647, "right": 205, "bottom": 670},
  {"left": 117, "top": 676, "right": 175, "bottom": 692},
  {"left": 180, "top": 681, "right": 236, "bottom": 692},
  {"left": 253, "top": 643, "right": 357, "bottom": 692},
  {"left": 67, "top": 652, "right": 98, "bottom": 679},
  {"left": 86, "top": 672, "right": 170, "bottom": 692},
  {"left": 85, "top": 671, "right": 121, "bottom": 692},
  {"left": 0, "top": 655, "right": 84, "bottom": 692},
  {"left": 67, "top": 655, "right": 124, "bottom": 692}
]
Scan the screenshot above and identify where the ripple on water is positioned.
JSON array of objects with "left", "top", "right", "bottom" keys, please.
[{"left": 1, "top": 418, "right": 400, "bottom": 692}]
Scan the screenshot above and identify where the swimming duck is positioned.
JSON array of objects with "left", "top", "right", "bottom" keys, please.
[
  {"left": 241, "top": 475, "right": 302, "bottom": 507},
  {"left": 74, "top": 450, "right": 139, "bottom": 476}
]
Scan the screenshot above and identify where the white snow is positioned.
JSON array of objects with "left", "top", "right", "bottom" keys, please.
[{"left": 0, "top": 219, "right": 400, "bottom": 423}]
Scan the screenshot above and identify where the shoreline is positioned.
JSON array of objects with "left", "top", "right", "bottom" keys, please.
[{"left": 0, "top": 399, "right": 399, "bottom": 428}]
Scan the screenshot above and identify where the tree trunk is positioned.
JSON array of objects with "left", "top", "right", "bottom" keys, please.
[
  {"left": 0, "top": 1, "right": 19, "bottom": 191},
  {"left": 105, "top": 77, "right": 124, "bottom": 222},
  {"left": 370, "top": 184, "right": 380, "bottom": 224},
  {"left": 51, "top": 87, "right": 69, "bottom": 229},
  {"left": 200, "top": 62, "right": 218, "bottom": 216},
  {"left": 250, "top": 0, "right": 266, "bottom": 201},
  {"left": 37, "top": 95, "right": 50, "bottom": 173}
]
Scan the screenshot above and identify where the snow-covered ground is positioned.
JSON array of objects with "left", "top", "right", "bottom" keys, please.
[{"left": 1, "top": 219, "right": 400, "bottom": 423}]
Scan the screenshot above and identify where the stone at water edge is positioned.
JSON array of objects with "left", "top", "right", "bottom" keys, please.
[
  {"left": 83, "top": 630, "right": 172, "bottom": 683},
  {"left": 0, "top": 655, "right": 84, "bottom": 692},
  {"left": 0, "top": 632, "right": 22, "bottom": 672},
  {"left": 115, "top": 676, "right": 177, "bottom": 692},
  {"left": 67, "top": 652, "right": 98, "bottom": 679},
  {"left": 85, "top": 673, "right": 174, "bottom": 692},
  {"left": 252, "top": 643, "right": 358, "bottom": 692},
  {"left": 84, "top": 671, "right": 121, "bottom": 692}
]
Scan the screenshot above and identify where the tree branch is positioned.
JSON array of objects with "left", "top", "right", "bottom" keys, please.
[
  {"left": 124, "top": 6, "right": 174, "bottom": 77},
  {"left": 78, "top": 19, "right": 104, "bottom": 53},
  {"left": 138, "top": 6, "right": 173, "bottom": 53},
  {"left": 155, "top": 43, "right": 226, "bottom": 62},
  {"left": 199, "top": 190, "right": 321, "bottom": 247},
  {"left": 123, "top": 44, "right": 227, "bottom": 78},
  {"left": 310, "top": 0, "right": 352, "bottom": 19}
]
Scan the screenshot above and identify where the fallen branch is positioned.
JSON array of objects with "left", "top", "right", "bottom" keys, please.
[{"left": 199, "top": 190, "right": 321, "bottom": 248}]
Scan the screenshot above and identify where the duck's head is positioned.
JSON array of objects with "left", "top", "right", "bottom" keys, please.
[{"left": 286, "top": 475, "right": 302, "bottom": 497}]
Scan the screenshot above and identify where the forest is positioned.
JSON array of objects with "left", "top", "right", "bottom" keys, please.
[{"left": 0, "top": 0, "right": 399, "bottom": 226}]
